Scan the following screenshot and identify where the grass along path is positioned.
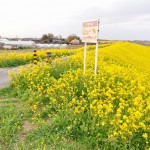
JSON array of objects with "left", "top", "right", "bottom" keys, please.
[
  {"left": 0, "top": 88, "right": 89, "bottom": 150},
  {"left": 0, "top": 88, "right": 27, "bottom": 149}
]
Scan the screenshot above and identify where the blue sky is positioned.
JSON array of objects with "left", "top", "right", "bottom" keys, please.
[{"left": 0, "top": 0, "right": 150, "bottom": 40}]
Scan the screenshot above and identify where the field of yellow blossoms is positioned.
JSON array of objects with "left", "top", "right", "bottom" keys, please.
[
  {"left": 0, "top": 49, "right": 76, "bottom": 67},
  {"left": 8, "top": 42, "right": 150, "bottom": 149}
]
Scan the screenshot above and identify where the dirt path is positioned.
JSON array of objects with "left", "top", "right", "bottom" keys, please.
[{"left": 0, "top": 67, "right": 20, "bottom": 89}]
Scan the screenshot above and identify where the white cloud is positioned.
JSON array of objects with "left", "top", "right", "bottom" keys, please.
[{"left": 0, "top": 0, "right": 149, "bottom": 40}]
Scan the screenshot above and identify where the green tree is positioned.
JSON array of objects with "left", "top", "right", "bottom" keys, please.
[
  {"left": 47, "top": 33, "right": 54, "bottom": 43},
  {"left": 65, "top": 34, "right": 80, "bottom": 44},
  {"left": 40, "top": 33, "right": 54, "bottom": 43}
]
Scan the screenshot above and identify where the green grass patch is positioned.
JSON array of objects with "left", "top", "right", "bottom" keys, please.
[{"left": 0, "top": 86, "right": 90, "bottom": 150}]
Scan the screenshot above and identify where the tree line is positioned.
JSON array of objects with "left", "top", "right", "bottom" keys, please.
[{"left": 40, "top": 33, "right": 81, "bottom": 44}]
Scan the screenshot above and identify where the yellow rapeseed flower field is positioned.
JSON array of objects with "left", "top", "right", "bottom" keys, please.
[
  {"left": 0, "top": 49, "right": 77, "bottom": 67},
  {"left": 10, "top": 42, "right": 150, "bottom": 149}
]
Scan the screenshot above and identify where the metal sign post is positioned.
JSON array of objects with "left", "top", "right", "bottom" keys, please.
[
  {"left": 94, "top": 42, "right": 99, "bottom": 75},
  {"left": 94, "top": 20, "right": 99, "bottom": 76},
  {"left": 46, "top": 52, "right": 52, "bottom": 63},
  {"left": 82, "top": 19, "right": 100, "bottom": 76},
  {"left": 83, "top": 42, "right": 87, "bottom": 74}
]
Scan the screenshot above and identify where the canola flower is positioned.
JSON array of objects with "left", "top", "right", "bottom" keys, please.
[
  {"left": 10, "top": 42, "right": 150, "bottom": 148},
  {"left": 0, "top": 49, "right": 77, "bottom": 67}
]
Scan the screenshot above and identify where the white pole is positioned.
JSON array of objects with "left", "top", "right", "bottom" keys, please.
[
  {"left": 83, "top": 42, "right": 87, "bottom": 75},
  {"left": 94, "top": 42, "right": 99, "bottom": 76},
  {"left": 94, "top": 19, "right": 100, "bottom": 76}
]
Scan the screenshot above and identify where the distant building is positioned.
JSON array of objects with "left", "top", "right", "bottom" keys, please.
[
  {"left": 3, "top": 44, "right": 18, "bottom": 49},
  {"left": 8, "top": 38, "right": 40, "bottom": 43},
  {"left": 0, "top": 38, "right": 36, "bottom": 49},
  {"left": 70, "top": 39, "right": 80, "bottom": 45},
  {"left": 52, "top": 39, "right": 63, "bottom": 44},
  {"left": 0, "top": 42, "right": 4, "bottom": 48}
]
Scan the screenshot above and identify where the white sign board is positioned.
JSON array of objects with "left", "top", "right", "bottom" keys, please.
[{"left": 82, "top": 20, "right": 99, "bottom": 43}]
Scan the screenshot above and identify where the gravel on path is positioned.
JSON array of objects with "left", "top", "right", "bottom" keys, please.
[{"left": 0, "top": 67, "right": 20, "bottom": 89}]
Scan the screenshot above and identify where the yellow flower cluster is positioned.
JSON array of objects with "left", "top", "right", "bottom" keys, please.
[
  {"left": 0, "top": 49, "right": 77, "bottom": 67},
  {"left": 11, "top": 42, "right": 150, "bottom": 148}
]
